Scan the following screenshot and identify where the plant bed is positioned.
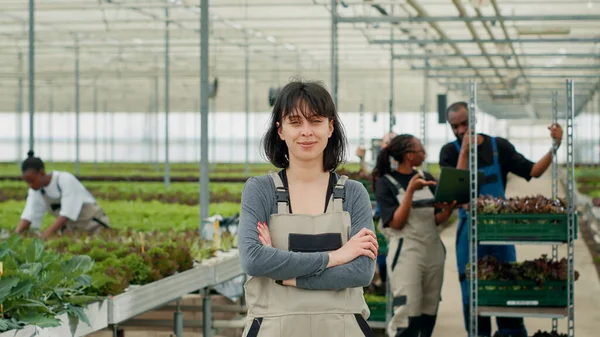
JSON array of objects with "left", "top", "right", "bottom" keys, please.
[
  {"left": 0, "top": 180, "right": 245, "bottom": 204},
  {"left": 0, "top": 200, "right": 241, "bottom": 232},
  {"left": 476, "top": 195, "right": 577, "bottom": 242},
  {"left": 467, "top": 255, "right": 579, "bottom": 308},
  {"left": 0, "top": 237, "right": 108, "bottom": 334},
  {"left": 0, "top": 300, "right": 108, "bottom": 337}
]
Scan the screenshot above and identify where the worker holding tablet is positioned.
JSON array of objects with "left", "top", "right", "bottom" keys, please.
[
  {"left": 439, "top": 101, "right": 563, "bottom": 337},
  {"left": 373, "top": 134, "right": 456, "bottom": 337}
]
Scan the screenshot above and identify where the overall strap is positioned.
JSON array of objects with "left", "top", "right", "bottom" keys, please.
[
  {"left": 268, "top": 171, "right": 289, "bottom": 215},
  {"left": 384, "top": 173, "right": 402, "bottom": 192},
  {"left": 453, "top": 139, "right": 461, "bottom": 152},
  {"left": 330, "top": 175, "right": 348, "bottom": 212},
  {"left": 490, "top": 136, "right": 500, "bottom": 166}
]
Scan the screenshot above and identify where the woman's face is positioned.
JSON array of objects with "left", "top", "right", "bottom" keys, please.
[
  {"left": 407, "top": 138, "right": 427, "bottom": 167},
  {"left": 23, "top": 169, "right": 45, "bottom": 190},
  {"left": 277, "top": 105, "right": 334, "bottom": 168}
]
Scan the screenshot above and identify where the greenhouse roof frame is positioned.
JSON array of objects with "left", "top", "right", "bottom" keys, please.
[{"left": 0, "top": 0, "right": 599, "bottom": 119}]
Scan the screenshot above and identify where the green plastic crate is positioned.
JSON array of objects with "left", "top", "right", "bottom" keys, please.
[
  {"left": 366, "top": 300, "right": 387, "bottom": 322},
  {"left": 475, "top": 213, "right": 578, "bottom": 242},
  {"left": 478, "top": 280, "right": 567, "bottom": 307}
]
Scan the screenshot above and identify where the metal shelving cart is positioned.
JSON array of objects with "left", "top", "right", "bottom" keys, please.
[{"left": 467, "top": 80, "right": 576, "bottom": 337}]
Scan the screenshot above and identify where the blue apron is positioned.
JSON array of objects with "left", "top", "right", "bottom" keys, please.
[{"left": 453, "top": 136, "right": 526, "bottom": 337}]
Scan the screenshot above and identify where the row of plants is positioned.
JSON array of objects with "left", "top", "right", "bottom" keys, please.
[
  {"left": 0, "top": 199, "right": 240, "bottom": 232},
  {"left": 467, "top": 255, "right": 579, "bottom": 285},
  {"left": 0, "top": 225, "right": 238, "bottom": 333},
  {"left": 477, "top": 195, "right": 568, "bottom": 215},
  {"left": 0, "top": 181, "right": 245, "bottom": 205},
  {"left": 0, "top": 162, "right": 361, "bottom": 179}
]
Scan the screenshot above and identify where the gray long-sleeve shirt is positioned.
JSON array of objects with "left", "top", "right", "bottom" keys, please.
[{"left": 238, "top": 173, "right": 376, "bottom": 290}]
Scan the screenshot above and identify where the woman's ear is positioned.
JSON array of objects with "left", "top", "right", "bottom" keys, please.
[
  {"left": 276, "top": 122, "right": 284, "bottom": 140},
  {"left": 328, "top": 119, "right": 334, "bottom": 138}
]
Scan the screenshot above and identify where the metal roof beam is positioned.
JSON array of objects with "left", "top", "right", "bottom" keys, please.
[
  {"left": 428, "top": 74, "right": 600, "bottom": 79},
  {"left": 336, "top": 14, "right": 600, "bottom": 23},
  {"left": 394, "top": 53, "right": 600, "bottom": 59},
  {"left": 372, "top": 37, "right": 600, "bottom": 44},
  {"left": 415, "top": 65, "right": 600, "bottom": 70},
  {"left": 575, "top": 80, "right": 600, "bottom": 114},
  {"left": 451, "top": 0, "right": 509, "bottom": 92}
]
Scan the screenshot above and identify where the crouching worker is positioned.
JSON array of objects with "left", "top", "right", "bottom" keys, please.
[{"left": 15, "top": 151, "right": 110, "bottom": 239}]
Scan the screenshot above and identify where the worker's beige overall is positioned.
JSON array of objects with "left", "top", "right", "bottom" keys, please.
[
  {"left": 240, "top": 172, "right": 374, "bottom": 337},
  {"left": 42, "top": 192, "right": 110, "bottom": 234},
  {"left": 378, "top": 173, "right": 445, "bottom": 337}
]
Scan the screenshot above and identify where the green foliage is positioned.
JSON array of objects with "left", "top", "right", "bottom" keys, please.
[
  {"left": 467, "top": 255, "right": 580, "bottom": 285},
  {"left": 0, "top": 199, "right": 241, "bottom": 232},
  {"left": 477, "top": 195, "right": 567, "bottom": 215},
  {"left": 0, "top": 237, "right": 102, "bottom": 333}
]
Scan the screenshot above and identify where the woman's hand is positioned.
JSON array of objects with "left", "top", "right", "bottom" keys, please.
[
  {"left": 327, "top": 228, "right": 379, "bottom": 268},
  {"left": 257, "top": 221, "right": 272, "bottom": 247},
  {"left": 434, "top": 200, "right": 458, "bottom": 213},
  {"left": 407, "top": 173, "right": 436, "bottom": 192}
]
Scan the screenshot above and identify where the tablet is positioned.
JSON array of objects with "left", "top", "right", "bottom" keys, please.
[{"left": 434, "top": 167, "right": 484, "bottom": 204}]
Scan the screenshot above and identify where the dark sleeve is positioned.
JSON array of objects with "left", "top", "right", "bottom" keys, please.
[
  {"left": 374, "top": 177, "right": 400, "bottom": 228},
  {"left": 439, "top": 143, "right": 459, "bottom": 168},
  {"left": 424, "top": 172, "right": 442, "bottom": 215},
  {"left": 496, "top": 137, "right": 534, "bottom": 181}
]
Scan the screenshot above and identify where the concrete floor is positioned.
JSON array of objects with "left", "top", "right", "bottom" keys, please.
[{"left": 433, "top": 172, "right": 600, "bottom": 337}]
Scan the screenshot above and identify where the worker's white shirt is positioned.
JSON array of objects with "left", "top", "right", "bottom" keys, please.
[{"left": 20, "top": 171, "right": 96, "bottom": 228}]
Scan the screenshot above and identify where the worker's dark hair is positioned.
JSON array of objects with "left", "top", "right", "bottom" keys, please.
[
  {"left": 21, "top": 150, "right": 45, "bottom": 173},
  {"left": 372, "top": 134, "right": 416, "bottom": 190},
  {"left": 446, "top": 101, "right": 468, "bottom": 119},
  {"left": 262, "top": 77, "right": 347, "bottom": 171}
]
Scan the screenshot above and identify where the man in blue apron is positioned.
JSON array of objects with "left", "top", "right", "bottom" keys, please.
[{"left": 438, "top": 102, "right": 563, "bottom": 337}]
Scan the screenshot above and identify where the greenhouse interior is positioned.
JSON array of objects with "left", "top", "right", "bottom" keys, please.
[{"left": 1, "top": 0, "right": 600, "bottom": 337}]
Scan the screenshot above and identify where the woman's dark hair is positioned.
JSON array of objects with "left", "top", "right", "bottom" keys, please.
[
  {"left": 21, "top": 150, "right": 45, "bottom": 173},
  {"left": 262, "top": 78, "right": 347, "bottom": 171},
  {"left": 372, "top": 134, "right": 416, "bottom": 189}
]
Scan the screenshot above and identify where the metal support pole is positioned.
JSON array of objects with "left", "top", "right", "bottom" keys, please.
[
  {"left": 468, "top": 80, "right": 478, "bottom": 337},
  {"left": 75, "top": 37, "right": 80, "bottom": 176},
  {"left": 565, "top": 79, "right": 575, "bottom": 337},
  {"left": 154, "top": 75, "right": 159, "bottom": 171},
  {"left": 93, "top": 82, "right": 98, "bottom": 170},
  {"left": 359, "top": 103, "right": 364, "bottom": 147},
  {"left": 17, "top": 52, "right": 23, "bottom": 161},
  {"left": 28, "top": 0, "right": 35, "bottom": 152},
  {"left": 104, "top": 101, "right": 108, "bottom": 162},
  {"left": 111, "top": 104, "right": 115, "bottom": 162},
  {"left": 591, "top": 94, "right": 595, "bottom": 163},
  {"left": 48, "top": 82, "right": 53, "bottom": 162},
  {"left": 202, "top": 288, "right": 212, "bottom": 337},
  {"left": 389, "top": 6, "right": 395, "bottom": 130},
  {"left": 422, "top": 55, "right": 430, "bottom": 150},
  {"left": 173, "top": 299, "right": 183, "bottom": 337},
  {"left": 389, "top": 99, "right": 394, "bottom": 133},
  {"left": 330, "top": 0, "right": 338, "bottom": 107},
  {"left": 164, "top": 4, "right": 171, "bottom": 188},
  {"left": 244, "top": 32, "right": 250, "bottom": 177},
  {"left": 551, "top": 90, "right": 559, "bottom": 332},
  {"left": 200, "top": 0, "right": 210, "bottom": 227}
]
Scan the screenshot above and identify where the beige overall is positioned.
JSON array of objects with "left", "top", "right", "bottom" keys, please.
[
  {"left": 41, "top": 178, "right": 110, "bottom": 234},
  {"left": 240, "top": 172, "right": 374, "bottom": 337},
  {"left": 378, "top": 173, "right": 445, "bottom": 337}
]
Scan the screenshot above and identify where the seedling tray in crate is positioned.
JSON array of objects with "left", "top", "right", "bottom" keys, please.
[
  {"left": 478, "top": 280, "right": 567, "bottom": 307},
  {"left": 476, "top": 213, "right": 578, "bottom": 242}
]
